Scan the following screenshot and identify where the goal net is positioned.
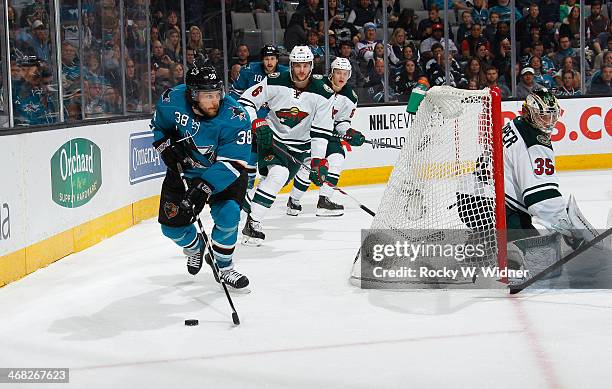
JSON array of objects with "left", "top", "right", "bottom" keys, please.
[{"left": 351, "top": 86, "right": 506, "bottom": 288}]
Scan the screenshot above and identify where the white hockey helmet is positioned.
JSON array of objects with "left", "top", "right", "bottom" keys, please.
[
  {"left": 329, "top": 57, "right": 352, "bottom": 80},
  {"left": 289, "top": 45, "right": 314, "bottom": 81},
  {"left": 522, "top": 88, "right": 560, "bottom": 134}
]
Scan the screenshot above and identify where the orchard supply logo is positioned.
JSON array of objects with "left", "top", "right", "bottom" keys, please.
[
  {"left": 129, "top": 131, "right": 166, "bottom": 184},
  {"left": 0, "top": 201, "right": 9, "bottom": 241},
  {"left": 51, "top": 138, "right": 102, "bottom": 208},
  {"left": 276, "top": 107, "right": 309, "bottom": 128}
]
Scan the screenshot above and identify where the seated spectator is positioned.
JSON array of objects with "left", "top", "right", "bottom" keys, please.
[
  {"left": 456, "top": 11, "right": 474, "bottom": 47},
  {"left": 366, "top": 42, "right": 400, "bottom": 73},
  {"left": 232, "top": 44, "right": 250, "bottom": 67},
  {"left": 159, "top": 10, "right": 180, "bottom": 40},
  {"left": 488, "top": 0, "right": 522, "bottom": 24},
  {"left": 592, "top": 51, "right": 612, "bottom": 81},
  {"left": 126, "top": 11, "right": 148, "bottom": 57},
  {"left": 492, "top": 38, "right": 512, "bottom": 83},
  {"left": 417, "top": 5, "right": 443, "bottom": 40},
  {"left": 355, "top": 22, "right": 380, "bottom": 61},
  {"left": 586, "top": 1, "right": 610, "bottom": 55},
  {"left": 285, "top": 12, "right": 308, "bottom": 51},
  {"left": 330, "top": 13, "right": 360, "bottom": 44},
  {"left": 13, "top": 57, "right": 57, "bottom": 126},
  {"left": 337, "top": 41, "right": 364, "bottom": 88},
  {"left": 402, "top": 43, "right": 419, "bottom": 63},
  {"left": 529, "top": 56, "right": 556, "bottom": 89},
  {"left": 394, "top": 59, "right": 425, "bottom": 101},
  {"left": 484, "top": 65, "right": 511, "bottom": 98},
  {"left": 475, "top": 43, "right": 493, "bottom": 67},
  {"left": 185, "top": 47, "right": 197, "bottom": 68},
  {"left": 395, "top": 9, "right": 419, "bottom": 41},
  {"left": 363, "top": 58, "right": 393, "bottom": 103},
  {"left": 540, "top": 22, "right": 559, "bottom": 54},
  {"left": 532, "top": 42, "right": 556, "bottom": 75},
  {"left": 555, "top": 69, "right": 581, "bottom": 96},
  {"left": 125, "top": 59, "right": 143, "bottom": 112},
  {"left": 390, "top": 28, "right": 408, "bottom": 60},
  {"left": 168, "top": 62, "right": 185, "bottom": 86},
  {"left": 151, "top": 39, "right": 173, "bottom": 79},
  {"left": 306, "top": 30, "right": 325, "bottom": 73},
  {"left": 427, "top": 51, "right": 466, "bottom": 87},
  {"left": 463, "top": 57, "right": 486, "bottom": 88},
  {"left": 461, "top": 23, "right": 488, "bottom": 59},
  {"left": 552, "top": 36, "right": 580, "bottom": 70},
  {"left": 484, "top": 12, "right": 500, "bottom": 43},
  {"left": 560, "top": 6, "right": 581, "bottom": 47},
  {"left": 301, "top": 0, "right": 323, "bottom": 35},
  {"left": 102, "top": 86, "right": 122, "bottom": 115},
  {"left": 491, "top": 21, "right": 510, "bottom": 50},
  {"left": 554, "top": 55, "right": 581, "bottom": 88},
  {"left": 61, "top": 41, "right": 80, "bottom": 95},
  {"left": 471, "top": 0, "right": 489, "bottom": 25},
  {"left": 516, "top": 67, "right": 544, "bottom": 98},
  {"left": 165, "top": 29, "right": 182, "bottom": 63},
  {"left": 84, "top": 77, "right": 111, "bottom": 117},
  {"left": 328, "top": 31, "right": 340, "bottom": 58},
  {"left": 516, "top": 3, "right": 542, "bottom": 48},
  {"left": 84, "top": 53, "right": 108, "bottom": 85},
  {"left": 18, "top": 19, "right": 51, "bottom": 62},
  {"left": 377, "top": 0, "right": 400, "bottom": 26},
  {"left": 229, "top": 63, "right": 242, "bottom": 85},
  {"left": 519, "top": 26, "right": 542, "bottom": 58},
  {"left": 347, "top": 0, "right": 377, "bottom": 30},
  {"left": 588, "top": 64, "right": 612, "bottom": 95},
  {"left": 420, "top": 23, "right": 458, "bottom": 62},
  {"left": 593, "top": 39, "right": 612, "bottom": 70},
  {"left": 187, "top": 26, "right": 204, "bottom": 52}
]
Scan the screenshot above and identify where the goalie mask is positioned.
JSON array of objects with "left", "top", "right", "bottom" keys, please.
[
  {"left": 329, "top": 57, "right": 352, "bottom": 88},
  {"left": 289, "top": 45, "right": 314, "bottom": 82},
  {"left": 522, "top": 88, "right": 560, "bottom": 134}
]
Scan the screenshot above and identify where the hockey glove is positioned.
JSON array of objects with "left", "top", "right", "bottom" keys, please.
[
  {"left": 153, "top": 135, "right": 197, "bottom": 173},
  {"left": 345, "top": 129, "right": 365, "bottom": 146},
  {"left": 253, "top": 119, "right": 273, "bottom": 150},
  {"left": 309, "top": 158, "right": 329, "bottom": 186},
  {"left": 180, "top": 178, "right": 213, "bottom": 214}
]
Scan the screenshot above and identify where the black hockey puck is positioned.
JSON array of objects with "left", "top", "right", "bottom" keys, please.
[{"left": 185, "top": 319, "right": 199, "bottom": 326}]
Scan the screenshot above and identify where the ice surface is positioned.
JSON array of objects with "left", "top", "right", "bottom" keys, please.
[{"left": 1, "top": 170, "right": 611, "bottom": 388}]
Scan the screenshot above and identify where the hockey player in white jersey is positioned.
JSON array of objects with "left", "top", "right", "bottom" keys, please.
[
  {"left": 286, "top": 57, "right": 365, "bottom": 217},
  {"left": 237, "top": 46, "right": 336, "bottom": 245},
  {"left": 502, "top": 89, "right": 598, "bottom": 245}
]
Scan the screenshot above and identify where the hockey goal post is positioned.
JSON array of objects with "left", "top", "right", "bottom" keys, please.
[{"left": 350, "top": 86, "right": 506, "bottom": 288}]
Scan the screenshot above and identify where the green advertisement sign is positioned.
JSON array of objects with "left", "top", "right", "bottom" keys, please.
[{"left": 50, "top": 138, "right": 102, "bottom": 208}]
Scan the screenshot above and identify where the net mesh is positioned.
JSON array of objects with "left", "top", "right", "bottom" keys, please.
[{"left": 351, "top": 86, "right": 500, "bottom": 288}]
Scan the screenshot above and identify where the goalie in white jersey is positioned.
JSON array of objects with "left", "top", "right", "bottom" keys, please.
[
  {"left": 237, "top": 46, "right": 336, "bottom": 245},
  {"left": 287, "top": 57, "right": 365, "bottom": 217},
  {"left": 502, "top": 89, "right": 598, "bottom": 245}
]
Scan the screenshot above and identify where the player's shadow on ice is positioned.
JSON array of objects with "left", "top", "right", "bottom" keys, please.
[{"left": 48, "top": 274, "right": 227, "bottom": 341}]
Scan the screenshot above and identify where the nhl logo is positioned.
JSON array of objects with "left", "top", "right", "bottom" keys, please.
[{"left": 164, "top": 202, "right": 179, "bottom": 219}]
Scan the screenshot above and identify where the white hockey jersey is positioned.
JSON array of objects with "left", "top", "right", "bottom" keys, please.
[
  {"left": 503, "top": 116, "right": 566, "bottom": 225},
  {"left": 237, "top": 71, "right": 335, "bottom": 159},
  {"left": 329, "top": 79, "right": 358, "bottom": 135}
]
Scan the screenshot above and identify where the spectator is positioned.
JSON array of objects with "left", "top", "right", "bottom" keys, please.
[
  {"left": 151, "top": 25, "right": 160, "bottom": 44},
  {"left": 389, "top": 28, "right": 407, "bottom": 60},
  {"left": 483, "top": 12, "right": 500, "bottom": 43},
  {"left": 484, "top": 65, "right": 511, "bottom": 98},
  {"left": 285, "top": 12, "right": 308, "bottom": 51},
  {"left": 475, "top": 42, "right": 493, "bottom": 67},
  {"left": 427, "top": 0, "right": 470, "bottom": 11},
  {"left": 20, "top": 19, "right": 51, "bottom": 62},
  {"left": 151, "top": 39, "right": 173, "bottom": 79},
  {"left": 185, "top": 47, "right": 197, "bottom": 68},
  {"left": 168, "top": 62, "right": 185, "bottom": 86},
  {"left": 559, "top": 0, "right": 578, "bottom": 23},
  {"left": 539, "top": 0, "right": 561, "bottom": 27},
  {"left": 363, "top": 58, "right": 392, "bottom": 103},
  {"left": 13, "top": 57, "right": 56, "bottom": 125},
  {"left": 328, "top": 31, "right": 340, "bottom": 58},
  {"left": 164, "top": 29, "right": 182, "bottom": 63},
  {"left": 560, "top": 6, "right": 581, "bottom": 47},
  {"left": 301, "top": 0, "right": 323, "bottom": 35},
  {"left": 461, "top": 23, "right": 488, "bottom": 59},
  {"left": 588, "top": 64, "right": 612, "bottom": 95},
  {"left": 529, "top": 56, "right": 556, "bottom": 89},
  {"left": 159, "top": 10, "right": 180, "bottom": 40},
  {"left": 376, "top": 0, "right": 400, "bottom": 26},
  {"left": 102, "top": 86, "right": 122, "bottom": 114},
  {"left": 125, "top": 59, "right": 143, "bottom": 112},
  {"left": 519, "top": 25, "right": 542, "bottom": 58},
  {"left": 330, "top": 13, "right": 360, "bottom": 44},
  {"left": 307, "top": 30, "right": 325, "bottom": 72},
  {"left": 84, "top": 78, "right": 110, "bottom": 117},
  {"left": 61, "top": 41, "right": 80, "bottom": 96},
  {"left": 417, "top": 5, "right": 443, "bottom": 40},
  {"left": 148, "top": 69, "right": 162, "bottom": 108},
  {"left": 586, "top": 1, "right": 610, "bottom": 55},
  {"left": 394, "top": 59, "right": 424, "bottom": 101},
  {"left": 593, "top": 50, "right": 612, "bottom": 80},
  {"left": 233, "top": 44, "right": 250, "bottom": 67},
  {"left": 229, "top": 63, "right": 242, "bottom": 84},
  {"left": 554, "top": 56, "right": 581, "bottom": 88},
  {"left": 540, "top": 21, "right": 558, "bottom": 54},
  {"left": 126, "top": 11, "right": 148, "bottom": 56},
  {"left": 347, "top": 0, "right": 377, "bottom": 29},
  {"left": 516, "top": 67, "right": 543, "bottom": 98},
  {"left": 491, "top": 21, "right": 510, "bottom": 50},
  {"left": 463, "top": 57, "right": 486, "bottom": 88},
  {"left": 427, "top": 50, "right": 466, "bottom": 87},
  {"left": 470, "top": 0, "right": 489, "bottom": 26},
  {"left": 516, "top": 3, "right": 542, "bottom": 50},
  {"left": 532, "top": 42, "right": 556, "bottom": 75},
  {"left": 84, "top": 52, "right": 107, "bottom": 85},
  {"left": 555, "top": 69, "right": 581, "bottom": 96},
  {"left": 395, "top": 9, "right": 419, "bottom": 40},
  {"left": 355, "top": 22, "right": 380, "bottom": 61},
  {"left": 187, "top": 26, "right": 204, "bottom": 51},
  {"left": 467, "top": 79, "right": 479, "bottom": 89},
  {"left": 488, "top": 0, "right": 522, "bottom": 24},
  {"left": 337, "top": 41, "right": 364, "bottom": 88},
  {"left": 402, "top": 43, "right": 419, "bottom": 62},
  {"left": 420, "top": 23, "right": 458, "bottom": 62},
  {"left": 552, "top": 36, "right": 588, "bottom": 73},
  {"left": 20, "top": 0, "right": 48, "bottom": 28},
  {"left": 493, "top": 38, "right": 512, "bottom": 85},
  {"left": 208, "top": 48, "right": 224, "bottom": 79},
  {"left": 456, "top": 11, "right": 474, "bottom": 46},
  {"left": 366, "top": 42, "right": 400, "bottom": 73}
]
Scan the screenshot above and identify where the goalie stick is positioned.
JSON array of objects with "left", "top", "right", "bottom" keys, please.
[
  {"left": 176, "top": 163, "right": 241, "bottom": 325},
  {"left": 271, "top": 142, "right": 377, "bottom": 217},
  {"left": 509, "top": 226, "right": 612, "bottom": 294}
]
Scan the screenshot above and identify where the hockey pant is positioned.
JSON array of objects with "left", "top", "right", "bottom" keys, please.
[
  {"left": 158, "top": 169, "right": 248, "bottom": 269},
  {"left": 290, "top": 139, "right": 346, "bottom": 201},
  {"left": 245, "top": 143, "right": 307, "bottom": 223}
]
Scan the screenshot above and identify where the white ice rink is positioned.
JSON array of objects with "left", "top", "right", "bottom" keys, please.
[{"left": 1, "top": 170, "right": 612, "bottom": 389}]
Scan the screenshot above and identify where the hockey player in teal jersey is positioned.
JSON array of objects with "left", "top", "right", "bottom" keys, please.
[
  {"left": 229, "top": 45, "right": 288, "bottom": 189},
  {"left": 151, "top": 64, "right": 251, "bottom": 289}
]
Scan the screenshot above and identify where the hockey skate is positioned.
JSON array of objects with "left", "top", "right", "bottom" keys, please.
[
  {"left": 286, "top": 197, "right": 302, "bottom": 216},
  {"left": 204, "top": 254, "right": 250, "bottom": 290},
  {"left": 242, "top": 215, "right": 265, "bottom": 246},
  {"left": 183, "top": 243, "right": 205, "bottom": 275},
  {"left": 316, "top": 196, "right": 344, "bottom": 217}
]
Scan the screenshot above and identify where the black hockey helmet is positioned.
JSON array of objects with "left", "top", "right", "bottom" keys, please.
[
  {"left": 260, "top": 44, "right": 279, "bottom": 59},
  {"left": 185, "top": 64, "right": 224, "bottom": 108}
]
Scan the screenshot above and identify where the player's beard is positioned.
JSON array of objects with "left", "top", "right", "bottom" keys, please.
[{"left": 195, "top": 102, "right": 220, "bottom": 118}]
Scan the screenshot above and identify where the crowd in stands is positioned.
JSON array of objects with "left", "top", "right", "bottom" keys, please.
[{"left": 2, "top": 0, "right": 611, "bottom": 127}]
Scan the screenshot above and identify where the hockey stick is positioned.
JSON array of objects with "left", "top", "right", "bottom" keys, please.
[
  {"left": 271, "top": 142, "right": 377, "bottom": 217},
  {"left": 176, "top": 163, "right": 241, "bottom": 325},
  {"left": 509, "top": 226, "right": 612, "bottom": 294},
  {"left": 331, "top": 133, "right": 403, "bottom": 150}
]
